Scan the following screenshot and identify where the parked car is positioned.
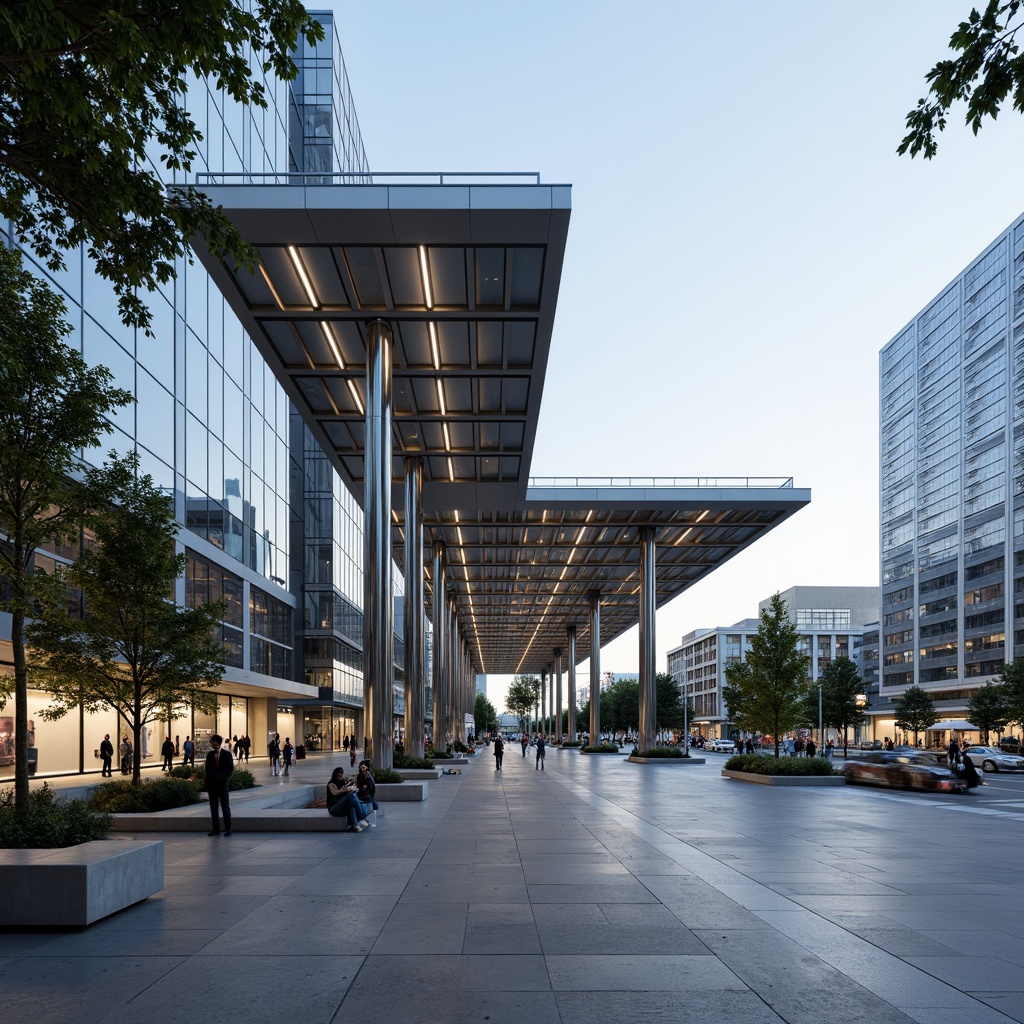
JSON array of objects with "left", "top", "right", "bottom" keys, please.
[
  {"left": 707, "top": 738, "right": 736, "bottom": 753},
  {"left": 841, "top": 750, "right": 967, "bottom": 793},
  {"left": 962, "top": 746, "right": 1024, "bottom": 772},
  {"left": 999, "top": 738, "right": 1022, "bottom": 754}
]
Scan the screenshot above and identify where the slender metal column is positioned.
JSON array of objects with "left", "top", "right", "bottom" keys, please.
[
  {"left": 403, "top": 458, "right": 425, "bottom": 758},
  {"left": 548, "top": 665, "right": 554, "bottom": 740},
  {"left": 555, "top": 648, "right": 563, "bottom": 743},
  {"left": 464, "top": 642, "right": 472, "bottom": 739},
  {"left": 589, "top": 591, "right": 601, "bottom": 743},
  {"left": 638, "top": 526, "right": 658, "bottom": 752},
  {"left": 431, "top": 541, "right": 447, "bottom": 753},
  {"left": 448, "top": 594, "right": 459, "bottom": 745},
  {"left": 540, "top": 668, "right": 548, "bottom": 739},
  {"left": 363, "top": 319, "right": 394, "bottom": 770},
  {"left": 567, "top": 625, "right": 577, "bottom": 741}
]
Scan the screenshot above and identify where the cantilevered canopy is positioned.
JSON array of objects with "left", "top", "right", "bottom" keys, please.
[{"left": 194, "top": 175, "right": 810, "bottom": 674}]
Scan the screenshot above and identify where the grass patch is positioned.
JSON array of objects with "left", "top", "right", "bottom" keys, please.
[
  {"left": 88, "top": 778, "right": 202, "bottom": 812},
  {"left": 724, "top": 754, "right": 837, "bottom": 776},
  {"left": 581, "top": 743, "right": 621, "bottom": 754},
  {"left": 0, "top": 784, "right": 112, "bottom": 848}
]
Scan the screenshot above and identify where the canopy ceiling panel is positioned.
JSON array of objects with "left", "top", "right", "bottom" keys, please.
[{"left": 194, "top": 178, "right": 810, "bottom": 674}]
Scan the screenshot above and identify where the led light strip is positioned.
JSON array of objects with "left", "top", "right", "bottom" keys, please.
[{"left": 287, "top": 246, "right": 318, "bottom": 308}]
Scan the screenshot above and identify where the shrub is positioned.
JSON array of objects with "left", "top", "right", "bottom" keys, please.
[
  {"left": 165, "top": 765, "right": 255, "bottom": 791},
  {"left": 581, "top": 743, "right": 620, "bottom": 754},
  {"left": 393, "top": 751, "right": 435, "bottom": 769},
  {"left": 229, "top": 768, "right": 256, "bottom": 791},
  {"left": 0, "top": 784, "right": 113, "bottom": 848},
  {"left": 429, "top": 749, "right": 454, "bottom": 759},
  {"left": 633, "top": 746, "right": 685, "bottom": 758},
  {"left": 724, "top": 754, "right": 837, "bottom": 777},
  {"left": 451, "top": 740, "right": 468, "bottom": 753},
  {"left": 373, "top": 767, "right": 404, "bottom": 784},
  {"left": 89, "top": 778, "right": 202, "bottom": 812},
  {"left": 560, "top": 739, "right": 582, "bottom": 747}
]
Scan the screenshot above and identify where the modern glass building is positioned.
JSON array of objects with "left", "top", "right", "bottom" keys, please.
[
  {"left": 0, "top": 12, "right": 400, "bottom": 778},
  {"left": 878, "top": 212, "right": 1024, "bottom": 742},
  {"left": 667, "top": 586, "right": 878, "bottom": 740}
]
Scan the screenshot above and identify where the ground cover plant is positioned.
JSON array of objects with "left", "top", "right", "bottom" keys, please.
[
  {"left": 0, "top": 784, "right": 112, "bottom": 848},
  {"left": 724, "top": 754, "right": 837, "bottom": 776}
]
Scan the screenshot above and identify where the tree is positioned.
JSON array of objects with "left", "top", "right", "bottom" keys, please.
[
  {"left": 899, "top": 1, "right": 1024, "bottom": 159},
  {"left": 998, "top": 659, "right": 1024, "bottom": 734},
  {"left": 0, "top": 246, "right": 132, "bottom": 809},
  {"left": 28, "top": 453, "right": 225, "bottom": 786},
  {"left": 817, "top": 656, "right": 865, "bottom": 758},
  {"left": 474, "top": 692, "right": 497, "bottom": 737},
  {"left": 655, "top": 672, "right": 684, "bottom": 731},
  {"left": 0, "top": 0, "right": 323, "bottom": 329},
  {"left": 722, "top": 593, "right": 809, "bottom": 757},
  {"left": 892, "top": 685, "right": 938, "bottom": 746},
  {"left": 967, "top": 682, "right": 1009, "bottom": 743},
  {"left": 505, "top": 675, "right": 540, "bottom": 734}
]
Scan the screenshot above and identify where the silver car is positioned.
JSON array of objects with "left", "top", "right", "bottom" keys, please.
[{"left": 963, "top": 746, "right": 1024, "bottom": 773}]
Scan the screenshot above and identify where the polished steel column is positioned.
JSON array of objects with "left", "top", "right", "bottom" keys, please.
[
  {"left": 548, "top": 664, "right": 555, "bottom": 740},
  {"left": 540, "top": 667, "right": 548, "bottom": 739},
  {"left": 403, "top": 457, "right": 425, "bottom": 758},
  {"left": 589, "top": 590, "right": 601, "bottom": 742},
  {"left": 638, "top": 526, "right": 658, "bottom": 752},
  {"left": 554, "top": 648, "right": 563, "bottom": 742},
  {"left": 363, "top": 319, "right": 394, "bottom": 770},
  {"left": 464, "top": 641, "right": 472, "bottom": 739},
  {"left": 567, "top": 625, "right": 578, "bottom": 741},
  {"left": 431, "top": 541, "right": 447, "bottom": 752},
  {"left": 448, "top": 593, "right": 460, "bottom": 744}
]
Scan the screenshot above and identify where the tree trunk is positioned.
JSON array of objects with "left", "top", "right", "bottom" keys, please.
[
  {"left": 133, "top": 694, "right": 142, "bottom": 786},
  {"left": 12, "top": 602, "right": 29, "bottom": 811}
]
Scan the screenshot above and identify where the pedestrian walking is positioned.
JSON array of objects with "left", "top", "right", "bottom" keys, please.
[
  {"left": 205, "top": 734, "right": 233, "bottom": 836},
  {"left": 119, "top": 736, "right": 133, "bottom": 775},
  {"left": 99, "top": 734, "right": 114, "bottom": 776},
  {"left": 282, "top": 737, "right": 294, "bottom": 775},
  {"left": 535, "top": 734, "right": 546, "bottom": 770},
  {"left": 182, "top": 735, "right": 195, "bottom": 767},
  {"left": 269, "top": 733, "right": 281, "bottom": 776},
  {"left": 521, "top": 733, "right": 528, "bottom": 758},
  {"left": 161, "top": 735, "right": 175, "bottom": 772},
  {"left": 493, "top": 734, "right": 504, "bottom": 771},
  {"left": 241, "top": 734, "right": 250, "bottom": 762}
]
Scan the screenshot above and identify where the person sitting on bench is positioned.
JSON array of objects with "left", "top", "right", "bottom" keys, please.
[{"left": 326, "top": 767, "right": 368, "bottom": 832}]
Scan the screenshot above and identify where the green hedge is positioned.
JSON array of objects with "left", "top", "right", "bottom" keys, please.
[
  {"left": 428, "top": 749, "right": 454, "bottom": 759},
  {"left": 89, "top": 778, "right": 202, "bottom": 812},
  {"left": 451, "top": 740, "right": 468, "bottom": 753},
  {"left": 0, "top": 784, "right": 112, "bottom": 849},
  {"left": 633, "top": 746, "right": 685, "bottom": 758},
  {"left": 724, "top": 754, "right": 837, "bottom": 776},
  {"left": 373, "top": 767, "right": 404, "bottom": 784},
  {"left": 581, "top": 743, "right": 621, "bottom": 754},
  {"left": 560, "top": 740, "right": 583, "bottom": 747},
  {"left": 393, "top": 751, "right": 435, "bottom": 769},
  {"left": 166, "top": 765, "right": 256, "bottom": 791}
]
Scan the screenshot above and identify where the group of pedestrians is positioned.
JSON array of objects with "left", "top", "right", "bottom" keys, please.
[
  {"left": 267, "top": 733, "right": 296, "bottom": 776},
  {"left": 492, "top": 733, "right": 546, "bottom": 771}
]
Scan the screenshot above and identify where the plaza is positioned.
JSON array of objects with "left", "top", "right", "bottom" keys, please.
[{"left": 2, "top": 752, "right": 1023, "bottom": 1024}]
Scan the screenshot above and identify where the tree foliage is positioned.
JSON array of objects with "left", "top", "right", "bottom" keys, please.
[
  {"left": 966, "top": 682, "right": 1009, "bottom": 743},
  {"left": 0, "top": 0, "right": 324, "bottom": 329},
  {"left": 999, "top": 659, "right": 1024, "bottom": 732},
  {"left": 505, "top": 675, "right": 540, "bottom": 733},
  {"left": 892, "top": 685, "right": 938, "bottom": 746},
  {"left": 815, "top": 656, "right": 865, "bottom": 757},
  {"left": 474, "top": 692, "right": 497, "bottom": 736},
  {"left": 722, "top": 593, "right": 809, "bottom": 756},
  {"left": 899, "top": 1, "right": 1024, "bottom": 159},
  {"left": 28, "top": 453, "right": 225, "bottom": 786},
  {"left": 0, "top": 246, "right": 132, "bottom": 808}
]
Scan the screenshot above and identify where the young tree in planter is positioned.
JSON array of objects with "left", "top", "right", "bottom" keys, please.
[
  {"left": 966, "top": 682, "right": 1008, "bottom": 744},
  {"left": 655, "top": 672, "right": 684, "bottom": 732},
  {"left": 474, "top": 692, "right": 497, "bottom": 737},
  {"left": 817, "top": 656, "right": 865, "bottom": 758},
  {"left": 722, "top": 593, "right": 810, "bottom": 757},
  {"left": 28, "top": 454, "right": 225, "bottom": 786},
  {"left": 893, "top": 685, "right": 938, "bottom": 747},
  {"left": 0, "top": 246, "right": 132, "bottom": 810}
]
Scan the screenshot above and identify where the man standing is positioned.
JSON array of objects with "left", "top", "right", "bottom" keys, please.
[
  {"left": 493, "top": 734, "right": 504, "bottom": 771},
  {"left": 182, "top": 735, "right": 195, "bottom": 767},
  {"left": 521, "top": 733, "right": 528, "bottom": 758},
  {"left": 99, "top": 734, "right": 114, "bottom": 777},
  {"left": 160, "top": 735, "right": 175, "bottom": 772},
  {"left": 205, "top": 734, "right": 233, "bottom": 836},
  {"left": 535, "top": 733, "right": 546, "bottom": 771}
]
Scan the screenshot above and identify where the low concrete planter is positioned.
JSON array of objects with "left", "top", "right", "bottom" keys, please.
[
  {"left": 395, "top": 768, "right": 442, "bottom": 780},
  {"left": 0, "top": 840, "right": 164, "bottom": 927},
  {"left": 628, "top": 755, "right": 707, "bottom": 765},
  {"left": 721, "top": 769, "right": 846, "bottom": 786},
  {"left": 375, "top": 781, "right": 427, "bottom": 801}
]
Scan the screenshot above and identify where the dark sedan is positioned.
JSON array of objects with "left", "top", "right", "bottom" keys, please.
[{"left": 842, "top": 751, "right": 967, "bottom": 793}]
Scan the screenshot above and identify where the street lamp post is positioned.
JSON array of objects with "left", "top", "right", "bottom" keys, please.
[{"left": 818, "top": 682, "right": 823, "bottom": 751}]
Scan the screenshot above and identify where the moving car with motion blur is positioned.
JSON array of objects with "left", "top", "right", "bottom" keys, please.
[
  {"left": 962, "top": 746, "right": 1024, "bottom": 772},
  {"left": 706, "top": 738, "right": 736, "bottom": 753},
  {"left": 841, "top": 750, "right": 967, "bottom": 793}
]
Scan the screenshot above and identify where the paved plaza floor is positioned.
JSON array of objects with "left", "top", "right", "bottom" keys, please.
[{"left": 2, "top": 747, "right": 1024, "bottom": 1024}]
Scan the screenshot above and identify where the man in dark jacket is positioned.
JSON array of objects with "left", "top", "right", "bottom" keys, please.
[
  {"left": 205, "top": 734, "right": 233, "bottom": 836},
  {"left": 161, "top": 736, "right": 175, "bottom": 772},
  {"left": 99, "top": 734, "right": 114, "bottom": 777}
]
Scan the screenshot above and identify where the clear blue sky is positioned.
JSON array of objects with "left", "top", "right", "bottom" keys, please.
[{"left": 333, "top": 0, "right": 1024, "bottom": 712}]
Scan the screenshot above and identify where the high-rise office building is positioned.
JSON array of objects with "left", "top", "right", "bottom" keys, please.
[
  {"left": 0, "top": 13, "right": 397, "bottom": 778},
  {"left": 878, "top": 212, "right": 1024, "bottom": 739}
]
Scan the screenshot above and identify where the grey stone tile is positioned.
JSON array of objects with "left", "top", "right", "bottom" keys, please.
[
  {"left": 101, "top": 954, "right": 364, "bottom": 1024},
  {"left": 400, "top": 881, "right": 528, "bottom": 904},
  {"left": 527, "top": 881, "right": 658, "bottom": 904},
  {"left": 335, "top": 985, "right": 560, "bottom": 1023},
  {"left": 905, "top": 955, "right": 1024, "bottom": 991},
  {"left": 96, "top": 893, "right": 270, "bottom": 931},
  {"left": 970, "top": 994, "right": 1024, "bottom": 1023},
  {"left": 343, "top": 952, "right": 551, "bottom": 992},
  {"left": 372, "top": 902, "right": 467, "bottom": 954},
  {"left": 555, "top": 989, "right": 787, "bottom": 1024},
  {"left": 920, "top": 930, "right": 1024, "bottom": 957},
  {"left": 521, "top": 860, "right": 629, "bottom": 884},
  {"left": 855, "top": 929, "right": 960, "bottom": 958},
  {"left": 532, "top": 903, "right": 707, "bottom": 954},
  {"left": 0, "top": 955, "right": 185, "bottom": 1024},
  {"left": 545, "top": 953, "right": 748, "bottom": 991},
  {"left": 30, "top": 929, "right": 221, "bottom": 957}
]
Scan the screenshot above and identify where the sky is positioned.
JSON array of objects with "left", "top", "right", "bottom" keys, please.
[{"left": 332, "top": 0, "right": 1024, "bottom": 715}]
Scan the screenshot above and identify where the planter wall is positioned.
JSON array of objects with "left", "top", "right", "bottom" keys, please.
[
  {"left": 721, "top": 769, "right": 846, "bottom": 786},
  {"left": 628, "top": 755, "right": 706, "bottom": 765}
]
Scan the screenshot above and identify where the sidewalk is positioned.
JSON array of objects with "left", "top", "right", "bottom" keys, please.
[{"left": 2, "top": 747, "right": 1023, "bottom": 1024}]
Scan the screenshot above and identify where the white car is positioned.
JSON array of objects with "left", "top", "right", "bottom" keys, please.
[
  {"left": 963, "top": 746, "right": 1024, "bottom": 772},
  {"left": 707, "top": 738, "right": 736, "bottom": 753}
]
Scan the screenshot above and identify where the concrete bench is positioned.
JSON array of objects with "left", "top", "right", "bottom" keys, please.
[{"left": 0, "top": 840, "right": 164, "bottom": 927}]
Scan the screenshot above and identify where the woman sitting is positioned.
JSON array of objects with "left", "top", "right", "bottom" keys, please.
[
  {"left": 356, "top": 760, "right": 378, "bottom": 824},
  {"left": 326, "top": 767, "right": 368, "bottom": 832}
]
